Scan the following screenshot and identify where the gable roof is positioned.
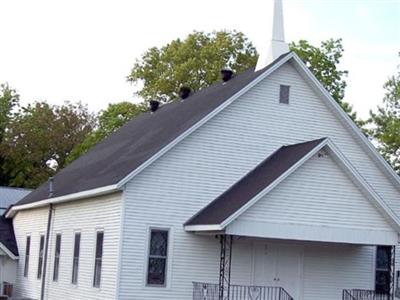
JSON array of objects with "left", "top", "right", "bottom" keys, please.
[
  {"left": 14, "top": 53, "right": 291, "bottom": 208},
  {"left": 9, "top": 51, "right": 400, "bottom": 216},
  {"left": 184, "top": 138, "right": 400, "bottom": 232},
  {"left": 0, "top": 187, "right": 31, "bottom": 211},
  {"left": 185, "top": 138, "right": 326, "bottom": 227},
  {"left": 0, "top": 216, "right": 18, "bottom": 259}
]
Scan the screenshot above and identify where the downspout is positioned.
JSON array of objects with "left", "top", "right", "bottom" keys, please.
[{"left": 40, "top": 178, "right": 55, "bottom": 300}]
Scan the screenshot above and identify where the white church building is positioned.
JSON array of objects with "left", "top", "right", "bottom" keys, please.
[{"left": 3, "top": 1, "right": 400, "bottom": 299}]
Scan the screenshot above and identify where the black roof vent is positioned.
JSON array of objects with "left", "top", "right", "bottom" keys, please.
[
  {"left": 149, "top": 100, "right": 160, "bottom": 112},
  {"left": 221, "top": 68, "right": 234, "bottom": 82},
  {"left": 179, "top": 86, "right": 191, "bottom": 100}
]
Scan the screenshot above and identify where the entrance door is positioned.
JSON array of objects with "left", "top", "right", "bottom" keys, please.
[{"left": 253, "top": 243, "right": 302, "bottom": 299}]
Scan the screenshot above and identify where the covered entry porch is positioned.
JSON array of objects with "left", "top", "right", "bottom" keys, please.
[
  {"left": 184, "top": 139, "right": 400, "bottom": 300},
  {"left": 191, "top": 235, "right": 396, "bottom": 300}
]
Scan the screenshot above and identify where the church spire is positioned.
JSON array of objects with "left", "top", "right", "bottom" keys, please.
[{"left": 255, "top": 0, "right": 290, "bottom": 71}]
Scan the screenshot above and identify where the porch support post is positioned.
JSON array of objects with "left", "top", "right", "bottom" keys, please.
[{"left": 218, "top": 235, "right": 233, "bottom": 300}]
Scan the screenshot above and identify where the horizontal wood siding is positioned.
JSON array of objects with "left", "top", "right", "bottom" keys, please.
[
  {"left": 13, "top": 193, "right": 122, "bottom": 300},
  {"left": 303, "top": 244, "right": 375, "bottom": 300},
  {"left": 235, "top": 153, "right": 394, "bottom": 231},
  {"left": 118, "top": 61, "right": 400, "bottom": 298},
  {"left": 13, "top": 207, "right": 48, "bottom": 298}
]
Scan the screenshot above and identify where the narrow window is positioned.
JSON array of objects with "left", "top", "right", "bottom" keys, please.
[
  {"left": 71, "top": 232, "right": 81, "bottom": 284},
  {"left": 146, "top": 229, "right": 169, "bottom": 286},
  {"left": 93, "top": 231, "right": 104, "bottom": 288},
  {"left": 24, "top": 236, "right": 31, "bottom": 277},
  {"left": 375, "top": 246, "right": 392, "bottom": 295},
  {"left": 53, "top": 234, "right": 62, "bottom": 281},
  {"left": 37, "top": 235, "right": 45, "bottom": 279},
  {"left": 279, "top": 85, "right": 290, "bottom": 104}
]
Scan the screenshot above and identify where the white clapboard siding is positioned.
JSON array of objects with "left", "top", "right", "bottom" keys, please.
[
  {"left": 118, "top": 61, "right": 400, "bottom": 299},
  {"left": 230, "top": 152, "right": 395, "bottom": 241},
  {"left": 13, "top": 207, "right": 48, "bottom": 299},
  {"left": 13, "top": 192, "right": 122, "bottom": 300},
  {"left": 303, "top": 244, "right": 375, "bottom": 300}
]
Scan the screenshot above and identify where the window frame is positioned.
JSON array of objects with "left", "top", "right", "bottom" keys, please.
[
  {"left": 24, "top": 235, "right": 31, "bottom": 277},
  {"left": 71, "top": 231, "right": 81, "bottom": 285},
  {"left": 53, "top": 233, "right": 62, "bottom": 282},
  {"left": 279, "top": 84, "right": 291, "bottom": 104},
  {"left": 37, "top": 234, "right": 45, "bottom": 279},
  {"left": 375, "top": 245, "right": 392, "bottom": 295},
  {"left": 93, "top": 230, "right": 104, "bottom": 288},
  {"left": 145, "top": 227, "right": 170, "bottom": 287}
]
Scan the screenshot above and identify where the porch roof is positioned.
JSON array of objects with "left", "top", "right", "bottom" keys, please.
[
  {"left": 184, "top": 138, "right": 400, "bottom": 245},
  {"left": 185, "top": 138, "right": 326, "bottom": 227}
]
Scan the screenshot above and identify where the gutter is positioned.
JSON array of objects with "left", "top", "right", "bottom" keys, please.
[{"left": 6, "top": 184, "right": 119, "bottom": 218}]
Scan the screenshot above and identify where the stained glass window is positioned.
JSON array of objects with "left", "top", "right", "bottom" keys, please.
[{"left": 147, "top": 229, "right": 168, "bottom": 286}]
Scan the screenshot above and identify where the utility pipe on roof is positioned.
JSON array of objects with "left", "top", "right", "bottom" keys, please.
[
  {"left": 40, "top": 177, "right": 55, "bottom": 300},
  {"left": 40, "top": 204, "right": 53, "bottom": 300}
]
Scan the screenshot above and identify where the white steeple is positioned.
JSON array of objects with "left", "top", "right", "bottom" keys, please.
[{"left": 255, "top": 0, "right": 290, "bottom": 71}]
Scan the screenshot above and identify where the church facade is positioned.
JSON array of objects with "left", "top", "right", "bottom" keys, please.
[{"left": 4, "top": 1, "right": 400, "bottom": 299}]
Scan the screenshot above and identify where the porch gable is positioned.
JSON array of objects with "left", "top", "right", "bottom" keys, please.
[
  {"left": 185, "top": 139, "right": 400, "bottom": 245},
  {"left": 227, "top": 148, "right": 399, "bottom": 245}
]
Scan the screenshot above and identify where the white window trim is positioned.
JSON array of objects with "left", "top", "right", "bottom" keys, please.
[
  {"left": 92, "top": 228, "right": 104, "bottom": 290},
  {"left": 23, "top": 234, "right": 31, "bottom": 278},
  {"left": 143, "top": 225, "right": 173, "bottom": 289},
  {"left": 37, "top": 233, "right": 45, "bottom": 280},
  {"left": 52, "top": 232, "right": 62, "bottom": 283},
  {"left": 71, "top": 230, "right": 82, "bottom": 287},
  {"left": 279, "top": 84, "right": 291, "bottom": 105}
]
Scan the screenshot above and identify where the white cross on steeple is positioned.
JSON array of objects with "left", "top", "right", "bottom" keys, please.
[{"left": 255, "top": 0, "right": 290, "bottom": 71}]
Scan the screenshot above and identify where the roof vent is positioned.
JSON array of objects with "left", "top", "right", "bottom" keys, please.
[
  {"left": 221, "top": 68, "right": 234, "bottom": 82},
  {"left": 149, "top": 100, "right": 160, "bottom": 113},
  {"left": 49, "top": 177, "right": 54, "bottom": 198},
  {"left": 179, "top": 86, "right": 191, "bottom": 100}
]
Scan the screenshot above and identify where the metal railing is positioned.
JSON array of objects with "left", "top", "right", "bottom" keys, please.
[
  {"left": 342, "top": 289, "right": 390, "bottom": 300},
  {"left": 193, "top": 282, "right": 294, "bottom": 300}
]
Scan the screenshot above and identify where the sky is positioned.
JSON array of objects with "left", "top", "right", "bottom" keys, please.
[{"left": 0, "top": 0, "right": 399, "bottom": 119}]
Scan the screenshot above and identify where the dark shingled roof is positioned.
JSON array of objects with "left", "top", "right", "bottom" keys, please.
[
  {"left": 17, "top": 53, "right": 292, "bottom": 206},
  {"left": 0, "top": 216, "right": 18, "bottom": 256},
  {"left": 185, "top": 138, "right": 326, "bottom": 226},
  {"left": 0, "top": 187, "right": 31, "bottom": 211}
]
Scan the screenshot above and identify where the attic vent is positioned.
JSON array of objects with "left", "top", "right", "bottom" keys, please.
[{"left": 279, "top": 85, "right": 290, "bottom": 104}]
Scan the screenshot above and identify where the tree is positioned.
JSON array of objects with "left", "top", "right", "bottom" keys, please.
[
  {"left": 66, "top": 101, "right": 145, "bottom": 163},
  {"left": 128, "top": 30, "right": 258, "bottom": 102},
  {"left": 290, "top": 39, "right": 357, "bottom": 120},
  {"left": 0, "top": 101, "right": 94, "bottom": 188},
  {"left": 0, "top": 83, "right": 19, "bottom": 185},
  {"left": 369, "top": 53, "right": 400, "bottom": 174},
  {"left": 68, "top": 34, "right": 354, "bottom": 164}
]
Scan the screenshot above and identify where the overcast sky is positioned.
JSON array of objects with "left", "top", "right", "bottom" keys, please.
[{"left": 0, "top": 0, "right": 399, "bottom": 118}]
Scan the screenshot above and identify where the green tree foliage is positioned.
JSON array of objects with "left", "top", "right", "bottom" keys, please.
[
  {"left": 369, "top": 54, "right": 400, "bottom": 174},
  {"left": 0, "top": 84, "right": 20, "bottom": 185},
  {"left": 128, "top": 30, "right": 258, "bottom": 102},
  {"left": 66, "top": 101, "right": 145, "bottom": 164},
  {"left": 0, "top": 101, "right": 94, "bottom": 188},
  {"left": 290, "top": 39, "right": 357, "bottom": 121}
]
